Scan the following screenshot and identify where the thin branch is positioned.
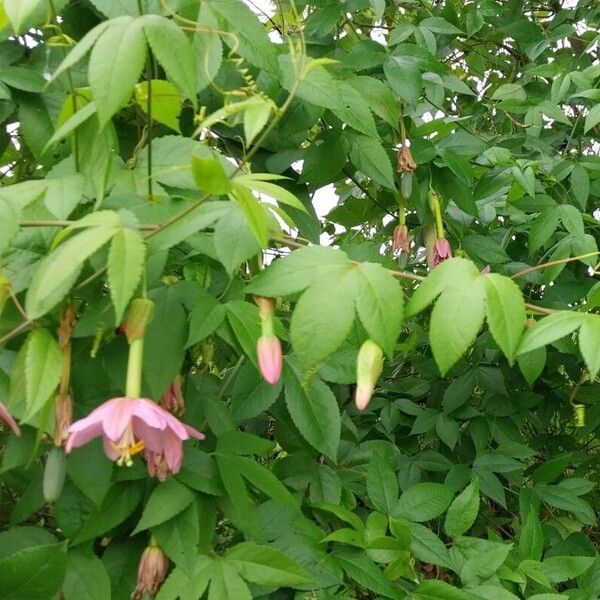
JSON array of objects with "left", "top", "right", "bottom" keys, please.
[{"left": 511, "top": 252, "right": 600, "bottom": 280}]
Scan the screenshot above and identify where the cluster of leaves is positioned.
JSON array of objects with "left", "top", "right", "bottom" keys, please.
[{"left": 0, "top": 0, "right": 600, "bottom": 598}]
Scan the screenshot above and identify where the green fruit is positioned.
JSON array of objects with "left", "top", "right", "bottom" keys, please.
[{"left": 43, "top": 446, "right": 66, "bottom": 503}]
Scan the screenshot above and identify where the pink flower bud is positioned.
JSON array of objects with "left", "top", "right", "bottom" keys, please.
[
  {"left": 355, "top": 340, "right": 384, "bottom": 411},
  {"left": 432, "top": 238, "right": 452, "bottom": 267},
  {"left": 257, "top": 335, "right": 282, "bottom": 385},
  {"left": 132, "top": 543, "right": 169, "bottom": 599},
  {"left": 159, "top": 376, "right": 185, "bottom": 415},
  {"left": 393, "top": 224, "right": 410, "bottom": 256}
]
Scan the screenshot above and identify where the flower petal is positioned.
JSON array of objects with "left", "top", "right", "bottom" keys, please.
[
  {"left": 101, "top": 397, "right": 137, "bottom": 441},
  {"left": 65, "top": 421, "right": 103, "bottom": 452}
]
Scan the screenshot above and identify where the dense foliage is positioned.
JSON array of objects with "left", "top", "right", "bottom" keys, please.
[{"left": 0, "top": 0, "right": 600, "bottom": 598}]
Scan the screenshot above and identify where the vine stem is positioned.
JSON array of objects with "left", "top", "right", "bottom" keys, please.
[{"left": 510, "top": 251, "right": 599, "bottom": 279}]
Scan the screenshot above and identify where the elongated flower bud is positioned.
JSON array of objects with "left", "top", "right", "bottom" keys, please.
[
  {"left": 355, "top": 340, "right": 384, "bottom": 411},
  {"left": 132, "top": 541, "right": 169, "bottom": 600},
  {"left": 124, "top": 299, "right": 154, "bottom": 343},
  {"left": 257, "top": 336, "right": 282, "bottom": 385},
  {"left": 393, "top": 224, "right": 410, "bottom": 256}
]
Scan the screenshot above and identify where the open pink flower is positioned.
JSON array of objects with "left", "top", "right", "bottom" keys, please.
[
  {"left": 257, "top": 335, "right": 282, "bottom": 385},
  {"left": 432, "top": 238, "right": 452, "bottom": 267},
  {"left": 0, "top": 401, "right": 20, "bottom": 436},
  {"left": 66, "top": 397, "right": 204, "bottom": 478}
]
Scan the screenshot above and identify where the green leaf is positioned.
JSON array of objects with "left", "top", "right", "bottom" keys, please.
[
  {"left": 284, "top": 366, "right": 341, "bottom": 461},
  {"left": 407, "top": 522, "right": 452, "bottom": 568},
  {"left": 367, "top": 453, "right": 399, "bottom": 515},
  {"left": 208, "top": 560, "right": 252, "bottom": 600},
  {"left": 3, "top": 0, "right": 46, "bottom": 34},
  {"left": 0, "top": 542, "right": 67, "bottom": 599},
  {"left": 529, "top": 208, "right": 559, "bottom": 256},
  {"left": 133, "top": 479, "right": 196, "bottom": 534},
  {"left": 332, "top": 82, "right": 378, "bottom": 137},
  {"left": 519, "top": 507, "right": 544, "bottom": 561},
  {"left": 152, "top": 502, "right": 199, "bottom": 574},
  {"left": 246, "top": 246, "right": 351, "bottom": 297},
  {"left": 384, "top": 59, "right": 422, "bottom": 105},
  {"left": 225, "top": 300, "right": 261, "bottom": 364},
  {"left": 107, "top": 227, "right": 145, "bottom": 323},
  {"left": 421, "top": 16, "right": 463, "bottom": 34},
  {"left": 542, "top": 556, "right": 594, "bottom": 583},
  {"left": 208, "top": 0, "right": 278, "bottom": 73},
  {"left": 414, "top": 580, "right": 474, "bottom": 599},
  {"left": 231, "top": 184, "right": 271, "bottom": 248},
  {"left": 142, "top": 15, "right": 197, "bottom": 104},
  {"left": 279, "top": 54, "right": 341, "bottom": 110},
  {"left": 517, "top": 311, "right": 585, "bottom": 354},
  {"left": 135, "top": 80, "right": 182, "bottom": 132},
  {"left": 191, "top": 155, "right": 232, "bottom": 195},
  {"left": 492, "top": 83, "right": 526, "bottom": 101},
  {"left": 335, "top": 549, "right": 404, "bottom": 599},
  {"left": 214, "top": 204, "right": 261, "bottom": 274},
  {"left": 395, "top": 483, "right": 455, "bottom": 522},
  {"left": 230, "top": 362, "right": 281, "bottom": 421},
  {"left": 517, "top": 347, "right": 546, "bottom": 386},
  {"left": 225, "top": 542, "right": 312, "bottom": 586},
  {"left": 63, "top": 550, "right": 111, "bottom": 600},
  {"left": 290, "top": 266, "right": 357, "bottom": 368},
  {"left": 355, "top": 262, "right": 404, "bottom": 357},
  {"left": 461, "top": 541, "right": 512, "bottom": 585},
  {"left": 66, "top": 439, "right": 113, "bottom": 507},
  {"left": 0, "top": 198, "right": 20, "bottom": 255},
  {"left": 571, "top": 164, "right": 590, "bottom": 208},
  {"left": 88, "top": 17, "right": 147, "bottom": 125},
  {"left": 26, "top": 224, "right": 118, "bottom": 319},
  {"left": 194, "top": 3, "right": 223, "bottom": 93},
  {"left": 347, "top": 76, "right": 400, "bottom": 127},
  {"left": 484, "top": 274, "right": 525, "bottom": 363},
  {"left": 535, "top": 484, "right": 595, "bottom": 524},
  {"left": 23, "top": 329, "right": 63, "bottom": 421},
  {"left": 243, "top": 97, "right": 272, "bottom": 145},
  {"left": 348, "top": 133, "right": 395, "bottom": 189},
  {"left": 406, "top": 258, "right": 480, "bottom": 317},
  {"left": 234, "top": 175, "right": 308, "bottom": 213},
  {"left": 187, "top": 292, "right": 226, "bottom": 348},
  {"left": 578, "top": 314, "right": 600, "bottom": 378},
  {"left": 444, "top": 480, "right": 479, "bottom": 538},
  {"left": 430, "top": 277, "right": 486, "bottom": 376},
  {"left": 584, "top": 103, "right": 600, "bottom": 133}
]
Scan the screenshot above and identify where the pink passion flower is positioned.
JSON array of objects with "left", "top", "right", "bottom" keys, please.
[
  {"left": 0, "top": 401, "right": 20, "bottom": 436},
  {"left": 65, "top": 397, "right": 204, "bottom": 477}
]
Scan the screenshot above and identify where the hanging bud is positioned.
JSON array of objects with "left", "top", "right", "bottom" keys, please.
[
  {"left": 257, "top": 336, "right": 283, "bottom": 385},
  {"left": 132, "top": 540, "right": 169, "bottom": 600},
  {"left": 255, "top": 296, "right": 282, "bottom": 385},
  {"left": 43, "top": 446, "right": 67, "bottom": 503},
  {"left": 432, "top": 238, "right": 453, "bottom": 267},
  {"left": 124, "top": 299, "right": 155, "bottom": 343},
  {"left": 393, "top": 224, "right": 410, "bottom": 256},
  {"left": 159, "top": 376, "right": 185, "bottom": 415},
  {"left": 355, "top": 340, "right": 384, "bottom": 411},
  {"left": 396, "top": 144, "right": 417, "bottom": 173},
  {"left": 423, "top": 224, "right": 437, "bottom": 269},
  {"left": 53, "top": 393, "right": 73, "bottom": 446}
]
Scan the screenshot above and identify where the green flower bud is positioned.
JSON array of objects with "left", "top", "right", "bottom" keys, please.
[
  {"left": 124, "top": 299, "right": 155, "bottom": 343},
  {"left": 355, "top": 340, "right": 383, "bottom": 411}
]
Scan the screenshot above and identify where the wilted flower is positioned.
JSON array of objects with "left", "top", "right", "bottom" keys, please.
[
  {"left": 432, "top": 238, "right": 453, "bottom": 267},
  {"left": 393, "top": 224, "right": 410, "bottom": 256},
  {"left": 397, "top": 144, "right": 417, "bottom": 173},
  {"left": 53, "top": 393, "right": 73, "bottom": 446},
  {"left": 132, "top": 542, "right": 169, "bottom": 599},
  {"left": 66, "top": 397, "right": 204, "bottom": 478},
  {"left": 0, "top": 401, "right": 20, "bottom": 436},
  {"left": 257, "top": 335, "right": 283, "bottom": 385},
  {"left": 355, "top": 340, "right": 384, "bottom": 411},
  {"left": 159, "top": 376, "right": 185, "bottom": 415}
]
